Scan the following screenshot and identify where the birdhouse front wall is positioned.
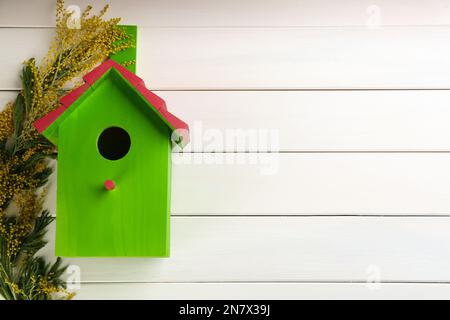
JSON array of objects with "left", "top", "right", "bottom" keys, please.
[{"left": 55, "top": 71, "right": 172, "bottom": 257}]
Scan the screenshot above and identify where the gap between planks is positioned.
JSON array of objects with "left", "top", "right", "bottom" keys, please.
[
  {"left": 48, "top": 214, "right": 450, "bottom": 218},
  {"left": 172, "top": 214, "right": 450, "bottom": 218},
  {"left": 77, "top": 280, "right": 450, "bottom": 285},
  {"left": 3, "top": 25, "right": 450, "bottom": 29},
  {"left": 5, "top": 88, "right": 450, "bottom": 92}
]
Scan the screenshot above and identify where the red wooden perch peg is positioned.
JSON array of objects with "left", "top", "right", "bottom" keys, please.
[{"left": 104, "top": 179, "right": 116, "bottom": 191}]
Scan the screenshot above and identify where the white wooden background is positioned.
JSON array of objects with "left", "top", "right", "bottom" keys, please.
[{"left": 2, "top": 0, "right": 450, "bottom": 299}]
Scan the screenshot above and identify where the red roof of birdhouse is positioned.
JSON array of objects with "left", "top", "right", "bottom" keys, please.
[{"left": 34, "top": 59, "right": 189, "bottom": 147}]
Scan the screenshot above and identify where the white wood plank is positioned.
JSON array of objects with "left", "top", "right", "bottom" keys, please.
[
  {"left": 75, "top": 282, "right": 450, "bottom": 300},
  {"left": 4, "top": 90, "right": 450, "bottom": 152},
  {"left": 27, "top": 153, "right": 450, "bottom": 216},
  {"left": 155, "top": 90, "right": 450, "bottom": 152},
  {"left": 171, "top": 153, "right": 450, "bottom": 215},
  {"left": 2, "top": 27, "right": 450, "bottom": 90},
  {"left": 0, "top": 28, "right": 53, "bottom": 90},
  {"left": 41, "top": 217, "right": 450, "bottom": 282},
  {"left": 0, "top": 92, "right": 15, "bottom": 110},
  {"left": 1, "top": 0, "right": 450, "bottom": 27},
  {"left": 138, "top": 27, "right": 450, "bottom": 90}
]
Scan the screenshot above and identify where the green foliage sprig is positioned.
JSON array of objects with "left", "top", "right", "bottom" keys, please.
[{"left": 0, "top": 0, "right": 134, "bottom": 300}]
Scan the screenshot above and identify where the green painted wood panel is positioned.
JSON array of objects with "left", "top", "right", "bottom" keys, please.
[{"left": 55, "top": 70, "right": 172, "bottom": 257}]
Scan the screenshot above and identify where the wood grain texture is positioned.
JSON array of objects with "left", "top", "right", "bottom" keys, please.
[
  {"left": 171, "top": 153, "right": 450, "bottom": 215},
  {"left": 139, "top": 27, "right": 450, "bottom": 90},
  {"left": 33, "top": 153, "right": 450, "bottom": 216},
  {"left": 1, "top": 0, "right": 450, "bottom": 27},
  {"left": 2, "top": 27, "right": 450, "bottom": 90},
  {"left": 5, "top": 89, "right": 450, "bottom": 152},
  {"left": 34, "top": 153, "right": 450, "bottom": 216},
  {"left": 155, "top": 90, "right": 450, "bottom": 152},
  {"left": 75, "top": 283, "right": 450, "bottom": 300},
  {"left": 41, "top": 217, "right": 450, "bottom": 282},
  {"left": 0, "top": 28, "right": 52, "bottom": 90}
]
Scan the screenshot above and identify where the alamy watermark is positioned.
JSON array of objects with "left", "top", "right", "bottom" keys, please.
[
  {"left": 66, "top": 264, "right": 81, "bottom": 292},
  {"left": 171, "top": 121, "right": 280, "bottom": 176},
  {"left": 366, "top": 5, "right": 382, "bottom": 29},
  {"left": 66, "top": 5, "right": 81, "bottom": 29}
]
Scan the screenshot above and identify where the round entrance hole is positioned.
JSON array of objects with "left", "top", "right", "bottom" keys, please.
[{"left": 97, "top": 127, "right": 131, "bottom": 160}]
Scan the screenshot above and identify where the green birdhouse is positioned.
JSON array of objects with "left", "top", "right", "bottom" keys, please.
[{"left": 33, "top": 59, "right": 189, "bottom": 257}]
